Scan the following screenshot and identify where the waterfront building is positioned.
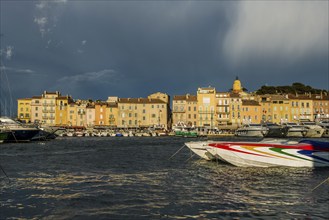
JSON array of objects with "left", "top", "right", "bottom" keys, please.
[
  {"left": 270, "top": 95, "right": 290, "bottom": 124},
  {"left": 75, "top": 100, "right": 88, "bottom": 127},
  {"left": 86, "top": 103, "right": 95, "bottom": 127},
  {"left": 215, "top": 92, "right": 230, "bottom": 127},
  {"left": 312, "top": 93, "right": 329, "bottom": 121},
  {"left": 30, "top": 96, "right": 42, "bottom": 123},
  {"left": 17, "top": 98, "right": 32, "bottom": 123},
  {"left": 67, "top": 102, "right": 77, "bottom": 127},
  {"left": 95, "top": 101, "right": 108, "bottom": 126},
  {"left": 117, "top": 92, "right": 170, "bottom": 129},
  {"left": 106, "top": 102, "right": 119, "bottom": 128},
  {"left": 258, "top": 95, "right": 290, "bottom": 124},
  {"left": 288, "top": 94, "right": 313, "bottom": 122},
  {"left": 197, "top": 87, "right": 217, "bottom": 129},
  {"left": 259, "top": 95, "right": 273, "bottom": 123},
  {"left": 172, "top": 94, "right": 197, "bottom": 127},
  {"left": 229, "top": 93, "right": 242, "bottom": 127},
  {"left": 55, "top": 95, "right": 72, "bottom": 126},
  {"left": 241, "top": 100, "right": 262, "bottom": 124},
  {"left": 41, "top": 91, "right": 60, "bottom": 125}
]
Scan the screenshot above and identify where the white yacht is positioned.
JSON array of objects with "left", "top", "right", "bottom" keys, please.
[
  {"left": 0, "top": 117, "right": 40, "bottom": 142},
  {"left": 301, "top": 121, "right": 325, "bottom": 138},
  {"left": 235, "top": 124, "right": 268, "bottom": 137},
  {"left": 318, "top": 120, "right": 329, "bottom": 137},
  {"left": 281, "top": 122, "right": 307, "bottom": 137}
]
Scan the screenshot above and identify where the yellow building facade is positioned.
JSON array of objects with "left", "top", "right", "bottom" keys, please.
[
  {"left": 241, "top": 100, "right": 262, "bottom": 124},
  {"left": 30, "top": 96, "right": 42, "bottom": 123},
  {"left": 17, "top": 98, "right": 32, "bottom": 123},
  {"left": 55, "top": 96, "right": 71, "bottom": 126},
  {"left": 215, "top": 92, "right": 230, "bottom": 127},
  {"left": 41, "top": 91, "right": 60, "bottom": 125},
  {"left": 197, "top": 87, "right": 217, "bottom": 128},
  {"left": 172, "top": 94, "right": 197, "bottom": 127}
]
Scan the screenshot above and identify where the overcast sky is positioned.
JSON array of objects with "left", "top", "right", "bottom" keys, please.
[{"left": 1, "top": 0, "right": 328, "bottom": 109}]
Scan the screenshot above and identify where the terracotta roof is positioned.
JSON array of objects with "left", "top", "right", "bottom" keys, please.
[
  {"left": 173, "top": 95, "right": 197, "bottom": 102},
  {"left": 32, "top": 96, "right": 42, "bottom": 99},
  {"left": 269, "top": 95, "right": 289, "bottom": 101},
  {"left": 118, "top": 98, "right": 166, "bottom": 104},
  {"left": 288, "top": 94, "right": 329, "bottom": 100},
  {"left": 17, "top": 98, "right": 32, "bottom": 100},
  {"left": 230, "top": 93, "right": 240, "bottom": 98},
  {"left": 242, "top": 100, "right": 260, "bottom": 106}
]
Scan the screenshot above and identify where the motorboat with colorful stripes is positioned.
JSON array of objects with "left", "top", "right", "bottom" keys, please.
[{"left": 185, "top": 139, "right": 329, "bottom": 167}]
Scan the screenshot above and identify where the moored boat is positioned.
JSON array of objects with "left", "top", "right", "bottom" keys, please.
[
  {"left": 318, "top": 121, "right": 329, "bottom": 137},
  {"left": 301, "top": 121, "right": 325, "bottom": 138},
  {"left": 235, "top": 124, "right": 268, "bottom": 137},
  {"left": 185, "top": 141, "right": 216, "bottom": 160},
  {"left": 0, "top": 130, "right": 11, "bottom": 143},
  {"left": 262, "top": 123, "right": 286, "bottom": 138},
  {"left": 185, "top": 139, "right": 329, "bottom": 167},
  {"left": 281, "top": 122, "right": 307, "bottom": 137},
  {"left": 0, "top": 117, "right": 40, "bottom": 142}
]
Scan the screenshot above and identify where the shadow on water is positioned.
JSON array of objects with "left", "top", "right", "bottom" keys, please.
[{"left": 0, "top": 137, "right": 328, "bottom": 219}]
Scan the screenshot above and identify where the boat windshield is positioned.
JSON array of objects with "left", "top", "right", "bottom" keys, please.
[
  {"left": 302, "top": 122, "right": 316, "bottom": 125},
  {"left": 249, "top": 124, "right": 261, "bottom": 127}
]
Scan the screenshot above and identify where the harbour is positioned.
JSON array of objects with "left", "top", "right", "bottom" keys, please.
[{"left": 1, "top": 136, "right": 329, "bottom": 219}]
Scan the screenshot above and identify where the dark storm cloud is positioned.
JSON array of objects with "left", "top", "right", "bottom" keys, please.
[{"left": 0, "top": 0, "right": 328, "bottom": 115}]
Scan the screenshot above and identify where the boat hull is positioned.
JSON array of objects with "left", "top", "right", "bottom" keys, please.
[
  {"left": 187, "top": 140, "right": 329, "bottom": 167},
  {"left": 185, "top": 142, "right": 215, "bottom": 160},
  {"left": 235, "top": 129, "right": 265, "bottom": 137},
  {"left": 5, "top": 129, "right": 40, "bottom": 142},
  {"left": 0, "top": 131, "right": 10, "bottom": 143}
]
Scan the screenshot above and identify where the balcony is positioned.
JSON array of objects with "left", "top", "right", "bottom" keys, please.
[
  {"left": 216, "top": 118, "right": 230, "bottom": 121},
  {"left": 49, "top": 110, "right": 55, "bottom": 113},
  {"left": 216, "top": 110, "right": 230, "bottom": 114},
  {"left": 172, "top": 110, "right": 185, "bottom": 113},
  {"left": 42, "top": 110, "right": 48, "bottom": 113},
  {"left": 198, "top": 111, "right": 215, "bottom": 114},
  {"left": 49, "top": 116, "right": 55, "bottom": 120}
]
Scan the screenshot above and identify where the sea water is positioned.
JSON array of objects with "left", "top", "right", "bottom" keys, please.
[{"left": 0, "top": 137, "right": 328, "bottom": 219}]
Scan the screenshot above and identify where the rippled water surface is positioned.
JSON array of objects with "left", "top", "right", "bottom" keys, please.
[{"left": 1, "top": 137, "right": 329, "bottom": 219}]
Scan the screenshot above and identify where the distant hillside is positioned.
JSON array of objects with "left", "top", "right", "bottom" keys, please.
[{"left": 255, "top": 82, "right": 328, "bottom": 95}]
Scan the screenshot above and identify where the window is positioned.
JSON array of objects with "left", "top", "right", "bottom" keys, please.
[{"left": 152, "top": 114, "right": 156, "bottom": 118}]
